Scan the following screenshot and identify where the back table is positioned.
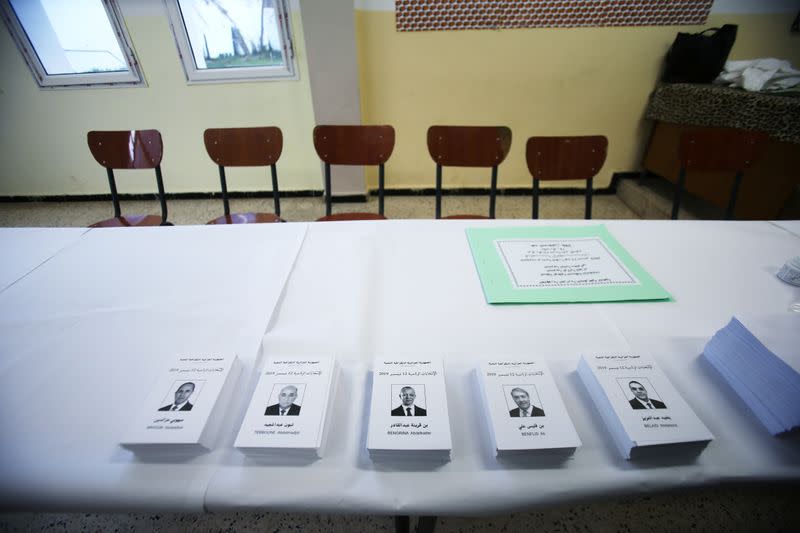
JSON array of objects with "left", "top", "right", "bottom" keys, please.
[{"left": 0, "top": 220, "right": 798, "bottom": 514}]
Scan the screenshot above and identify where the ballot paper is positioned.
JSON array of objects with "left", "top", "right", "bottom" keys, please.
[
  {"left": 121, "top": 354, "right": 241, "bottom": 455},
  {"left": 465, "top": 225, "right": 670, "bottom": 304},
  {"left": 578, "top": 353, "right": 713, "bottom": 460},
  {"left": 235, "top": 355, "right": 339, "bottom": 459},
  {"left": 476, "top": 358, "right": 581, "bottom": 456},
  {"left": 366, "top": 357, "right": 452, "bottom": 461},
  {"left": 703, "top": 317, "right": 800, "bottom": 436}
]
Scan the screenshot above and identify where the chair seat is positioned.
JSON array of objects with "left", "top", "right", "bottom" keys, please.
[
  {"left": 89, "top": 214, "right": 163, "bottom": 228},
  {"left": 441, "top": 214, "right": 490, "bottom": 220},
  {"left": 316, "top": 212, "right": 388, "bottom": 222},
  {"left": 207, "top": 212, "right": 284, "bottom": 224}
]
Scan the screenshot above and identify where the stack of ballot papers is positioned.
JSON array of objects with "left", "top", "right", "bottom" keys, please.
[
  {"left": 121, "top": 354, "right": 241, "bottom": 455},
  {"left": 367, "top": 357, "right": 452, "bottom": 461},
  {"left": 703, "top": 317, "right": 800, "bottom": 436},
  {"left": 235, "top": 355, "right": 339, "bottom": 459},
  {"left": 578, "top": 353, "right": 713, "bottom": 460},
  {"left": 476, "top": 358, "right": 581, "bottom": 457}
]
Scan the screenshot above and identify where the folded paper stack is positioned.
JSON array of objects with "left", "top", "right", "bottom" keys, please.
[
  {"left": 578, "top": 353, "right": 713, "bottom": 460},
  {"left": 121, "top": 354, "right": 241, "bottom": 455},
  {"left": 367, "top": 357, "right": 452, "bottom": 461},
  {"left": 704, "top": 317, "right": 800, "bottom": 436},
  {"left": 235, "top": 355, "right": 339, "bottom": 459},
  {"left": 476, "top": 358, "right": 581, "bottom": 457}
]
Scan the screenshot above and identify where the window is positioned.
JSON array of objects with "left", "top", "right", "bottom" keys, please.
[
  {"left": 165, "top": 0, "right": 296, "bottom": 83},
  {"left": 0, "top": 0, "right": 144, "bottom": 88}
]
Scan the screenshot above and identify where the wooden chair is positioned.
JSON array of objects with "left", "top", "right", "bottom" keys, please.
[
  {"left": 203, "top": 127, "right": 284, "bottom": 224},
  {"left": 86, "top": 129, "right": 171, "bottom": 227},
  {"left": 427, "top": 126, "right": 511, "bottom": 219},
  {"left": 673, "top": 127, "right": 768, "bottom": 220},
  {"left": 313, "top": 125, "right": 394, "bottom": 221},
  {"left": 525, "top": 136, "right": 607, "bottom": 219}
]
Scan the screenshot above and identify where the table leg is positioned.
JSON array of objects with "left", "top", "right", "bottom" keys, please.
[
  {"left": 395, "top": 515, "right": 410, "bottom": 533},
  {"left": 416, "top": 515, "right": 438, "bottom": 533}
]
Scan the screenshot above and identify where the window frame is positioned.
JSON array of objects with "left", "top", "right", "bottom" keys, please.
[
  {"left": 0, "top": 0, "right": 145, "bottom": 89},
  {"left": 164, "top": 0, "right": 297, "bottom": 84}
]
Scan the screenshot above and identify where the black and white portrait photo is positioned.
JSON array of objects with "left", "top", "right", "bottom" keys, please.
[
  {"left": 265, "top": 383, "right": 305, "bottom": 416},
  {"left": 391, "top": 384, "right": 427, "bottom": 416},
  {"left": 618, "top": 378, "right": 667, "bottom": 410},
  {"left": 158, "top": 380, "right": 204, "bottom": 412},
  {"left": 504, "top": 385, "right": 545, "bottom": 418}
]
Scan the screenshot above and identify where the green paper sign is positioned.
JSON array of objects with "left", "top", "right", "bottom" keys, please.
[{"left": 466, "top": 225, "right": 671, "bottom": 304}]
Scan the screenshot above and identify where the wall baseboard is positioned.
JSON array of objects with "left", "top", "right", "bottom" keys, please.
[
  {"left": 0, "top": 172, "right": 636, "bottom": 204},
  {"left": 0, "top": 190, "right": 320, "bottom": 203}
]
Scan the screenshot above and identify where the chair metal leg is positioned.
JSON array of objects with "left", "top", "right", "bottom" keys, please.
[
  {"left": 532, "top": 179, "right": 539, "bottom": 219},
  {"left": 726, "top": 170, "right": 743, "bottom": 220},
  {"left": 585, "top": 177, "right": 593, "bottom": 220},
  {"left": 489, "top": 165, "right": 497, "bottom": 219},
  {"left": 107, "top": 168, "right": 121, "bottom": 219},
  {"left": 155, "top": 165, "right": 169, "bottom": 225},
  {"left": 395, "top": 515, "right": 410, "bottom": 533},
  {"left": 270, "top": 164, "right": 281, "bottom": 217},
  {"left": 417, "top": 516, "right": 438, "bottom": 533},
  {"left": 435, "top": 164, "right": 442, "bottom": 219},
  {"left": 671, "top": 167, "right": 686, "bottom": 220},
  {"left": 379, "top": 163, "right": 385, "bottom": 216},
  {"left": 324, "top": 163, "right": 332, "bottom": 217},
  {"left": 218, "top": 166, "right": 230, "bottom": 216}
]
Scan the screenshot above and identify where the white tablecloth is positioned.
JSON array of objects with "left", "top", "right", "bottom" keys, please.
[
  {"left": 770, "top": 220, "right": 800, "bottom": 239},
  {"left": 0, "top": 228, "right": 88, "bottom": 293},
  {"left": 204, "top": 220, "right": 800, "bottom": 515},
  {"left": 0, "top": 224, "right": 307, "bottom": 511},
  {"left": 1, "top": 220, "right": 798, "bottom": 514}
]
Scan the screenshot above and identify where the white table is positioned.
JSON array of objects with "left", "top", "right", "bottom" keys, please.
[
  {"left": 770, "top": 220, "right": 800, "bottom": 239},
  {"left": 0, "top": 228, "right": 89, "bottom": 293},
  {"left": 0, "top": 220, "right": 798, "bottom": 514},
  {"left": 204, "top": 220, "right": 800, "bottom": 515},
  {"left": 0, "top": 223, "right": 307, "bottom": 511}
]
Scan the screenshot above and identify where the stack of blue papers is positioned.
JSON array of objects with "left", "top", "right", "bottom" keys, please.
[{"left": 703, "top": 317, "right": 800, "bottom": 436}]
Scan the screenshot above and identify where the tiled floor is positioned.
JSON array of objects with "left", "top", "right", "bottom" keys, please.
[
  {"left": 1, "top": 484, "right": 797, "bottom": 532},
  {"left": 1, "top": 190, "right": 797, "bottom": 532},
  {"left": 0, "top": 193, "right": 639, "bottom": 227}
]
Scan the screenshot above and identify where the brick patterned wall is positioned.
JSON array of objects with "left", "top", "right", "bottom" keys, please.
[{"left": 396, "top": 0, "right": 713, "bottom": 32}]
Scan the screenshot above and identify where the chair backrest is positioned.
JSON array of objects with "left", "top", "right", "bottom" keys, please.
[
  {"left": 203, "top": 127, "right": 283, "bottom": 218},
  {"left": 204, "top": 127, "right": 283, "bottom": 166},
  {"left": 313, "top": 125, "right": 395, "bottom": 218},
  {"left": 427, "top": 126, "right": 511, "bottom": 167},
  {"left": 87, "top": 130, "right": 163, "bottom": 169},
  {"left": 313, "top": 125, "right": 395, "bottom": 165},
  {"left": 86, "top": 129, "right": 168, "bottom": 223},
  {"left": 673, "top": 127, "right": 769, "bottom": 221},
  {"left": 525, "top": 136, "right": 607, "bottom": 181},
  {"left": 679, "top": 127, "right": 768, "bottom": 172},
  {"left": 525, "top": 135, "right": 607, "bottom": 220},
  {"left": 427, "top": 125, "right": 512, "bottom": 219}
]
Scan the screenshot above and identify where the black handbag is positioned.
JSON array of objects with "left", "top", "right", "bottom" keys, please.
[{"left": 661, "top": 24, "right": 738, "bottom": 84}]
